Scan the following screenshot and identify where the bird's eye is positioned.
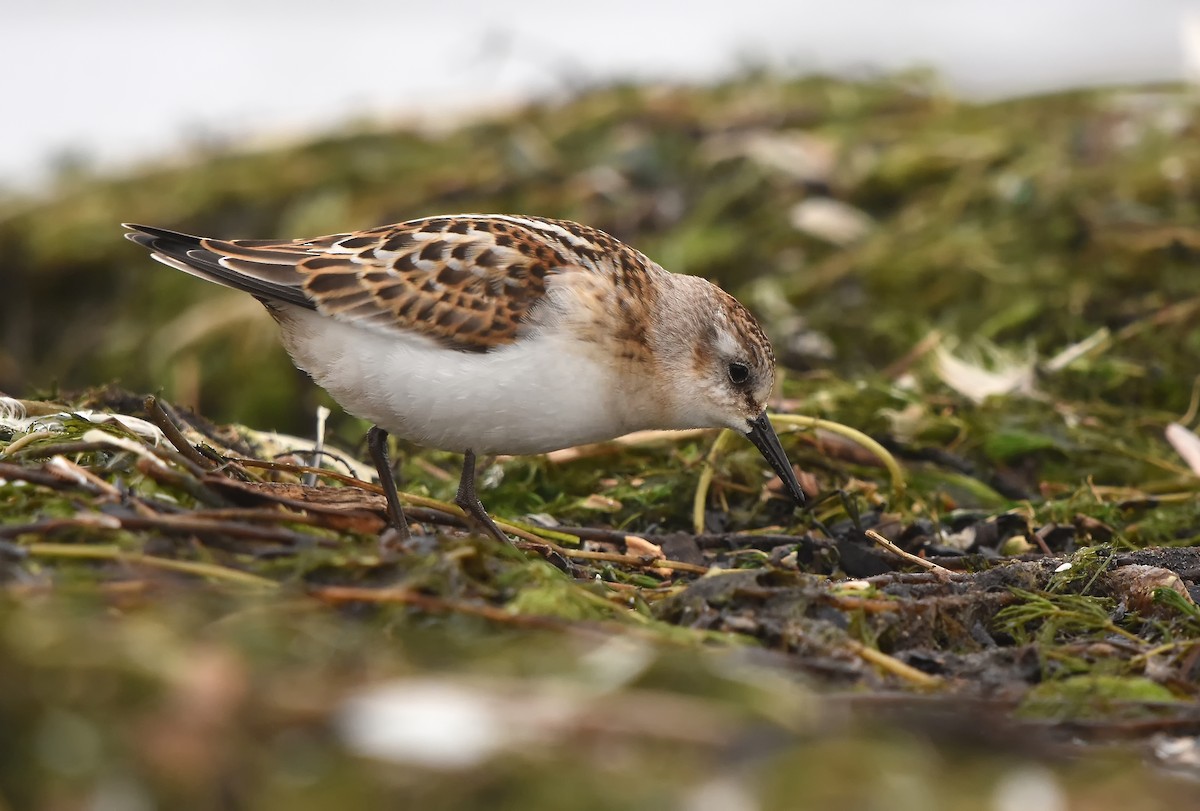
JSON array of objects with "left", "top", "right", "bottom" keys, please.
[{"left": 727, "top": 362, "right": 750, "bottom": 385}]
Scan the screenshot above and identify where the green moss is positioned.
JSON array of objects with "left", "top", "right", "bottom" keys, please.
[{"left": 1017, "top": 675, "right": 1181, "bottom": 720}]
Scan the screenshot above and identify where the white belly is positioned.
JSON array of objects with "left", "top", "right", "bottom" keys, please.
[{"left": 275, "top": 307, "right": 633, "bottom": 455}]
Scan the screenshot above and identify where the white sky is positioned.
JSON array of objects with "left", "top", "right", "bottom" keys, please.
[{"left": 5, "top": 0, "right": 1200, "bottom": 190}]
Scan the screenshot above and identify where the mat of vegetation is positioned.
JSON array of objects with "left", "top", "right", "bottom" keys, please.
[{"left": 2, "top": 72, "right": 1199, "bottom": 809}]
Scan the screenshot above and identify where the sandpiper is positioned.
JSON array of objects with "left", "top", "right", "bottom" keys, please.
[{"left": 124, "top": 215, "right": 806, "bottom": 543}]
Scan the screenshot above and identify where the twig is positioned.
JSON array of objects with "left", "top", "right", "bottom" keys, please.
[
  {"left": 308, "top": 584, "right": 578, "bottom": 630},
  {"left": 9, "top": 440, "right": 122, "bottom": 459},
  {"left": 136, "top": 457, "right": 231, "bottom": 507},
  {"left": 1031, "top": 525, "right": 1055, "bottom": 556},
  {"left": 0, "top": 430, "right": 50, "bottom": 458},
  {"left": 542, "top": 526, "right": 710, "bottom": 570},
  {"left": 553, "top": 525, "right": 645, "bottom": 544},
  {"left": 864, "top": 569, "right": 971, "bottom": 586},
  {"left": 821, "top": 594, "right": 903, "bottom": 613},
  {"left": 535, "top": 546, "right": 708, "bottom": 575},
  {"left": 231, "top": 457, "right": 372, "bottom": 487},
  {"left": 186, "top": 507, "right": 325, "bottom": 525},
  {"left": 842, "top": 638, "right": 942, "bottom": 688},
  {"left": 8, "top": 436, "right": 209, "bottom": 483},
  {"left": 109, "top": 510, "right": 329, "bottom": 547},
  {"left": 143, "top": 395, "right": 216, "bottom": 471},
  {"left": 0, "top": 506, "right": 328, "bottom": 548},
  {"left": 0, "top": 461, "right": 100, "bottom": 492},
  {"left": 45, "top": 456, "right": 123, "bottom": 497},
  {"left": 23, "top": 542, "right": 278, "bottom": 589},
  {"left": 864, "top": 529, "right": 952, "bottom": 576},
  {"left": 0, "top": 516, "right": 115, "bottom": 539}
]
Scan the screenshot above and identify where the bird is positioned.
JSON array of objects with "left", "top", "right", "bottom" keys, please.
[{"left": 123, "top": 214, "right": 806, "bottom": 544}]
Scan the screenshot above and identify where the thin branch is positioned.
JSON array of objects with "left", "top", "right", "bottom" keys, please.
[
  {"left": 864, "top": 529, "right": 952, "bottom": 576},
  {"left": 143, "top": 395, "right": 217, "bottom": 471},
  {"left": 843, "top": 639, "right": 942, "bottom": 688},
  {"left": 24, "top": 542, "right": 278, "bottom": 589},
  {"left": 308, "top": 584, "right": 578, "bottom": 631},
  {"left": 533, "top": 545, "right": 709, "bottom": 575}
]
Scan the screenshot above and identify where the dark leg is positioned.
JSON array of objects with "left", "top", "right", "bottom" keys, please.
[
  {"left": 367, "top": 426, "right": 410, "bottom": 540},
  {"left": 454, "top": 450, "right": 511, "bottom": 545}
]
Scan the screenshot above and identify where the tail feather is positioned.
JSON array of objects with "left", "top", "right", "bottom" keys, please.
[{"left": 122, "top": 223, "right": 316, "bottom": 310}]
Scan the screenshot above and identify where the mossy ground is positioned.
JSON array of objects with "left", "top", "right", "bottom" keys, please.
[{"left": 1, "top": 72, "right": 1199, "bottom": 808}]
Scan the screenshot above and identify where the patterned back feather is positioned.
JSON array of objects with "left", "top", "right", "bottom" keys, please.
[{"left": 124, "top": 215, "right": 659, "bottom": 353}]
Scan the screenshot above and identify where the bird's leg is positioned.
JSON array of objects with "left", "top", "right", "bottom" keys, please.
[
  {"left": 455, "top": 450, "right": 512, "bottom": 546},
  {"left": 366, "top": 426, "right": 410, "bottom": 540}
]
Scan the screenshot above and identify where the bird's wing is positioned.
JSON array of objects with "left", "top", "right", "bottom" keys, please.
[{"left": 124, "top": 215, "right": 588, "bottom": 352}]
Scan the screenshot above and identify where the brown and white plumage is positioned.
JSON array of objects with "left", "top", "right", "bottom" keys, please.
[
  {"left": 126, "top": 215, "right": 665, "bottom": 351},
  {"left": 124, "top": 214, "right": 804, "bottom": 543}
]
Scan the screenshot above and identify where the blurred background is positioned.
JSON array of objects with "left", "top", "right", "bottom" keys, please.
[
  {"left": 7, "top": 0, "right": 1200, "bottom": 189},
  {"left": 3, "top": 0, "right": 1200, "bottom": 437}
]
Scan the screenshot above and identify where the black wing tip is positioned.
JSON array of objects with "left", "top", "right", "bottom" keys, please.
[
  {"left": 119, "top": 221, "right": 317, "bottom": 311},
  {"left": 122, "top": 222, "right": 209, "bottom": 257},
  {"left": 122, "top": 223, "right": 152, "bottom": 246},
  {"left": 121, "top": 222, "right": 203, "bottom": 240}
]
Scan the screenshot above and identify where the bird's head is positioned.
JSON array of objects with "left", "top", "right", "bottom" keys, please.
[{"left": 651, "top": 276, "right": 807, "bottom": 508}]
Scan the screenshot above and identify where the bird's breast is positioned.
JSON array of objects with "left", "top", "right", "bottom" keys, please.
[{"left": 275, "top": 307, "right": 648, "bottom": 455}]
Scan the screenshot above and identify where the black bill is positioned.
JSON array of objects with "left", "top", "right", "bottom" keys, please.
[{"left": 745, "top": 411, "right": 806, "bottom": 507}]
